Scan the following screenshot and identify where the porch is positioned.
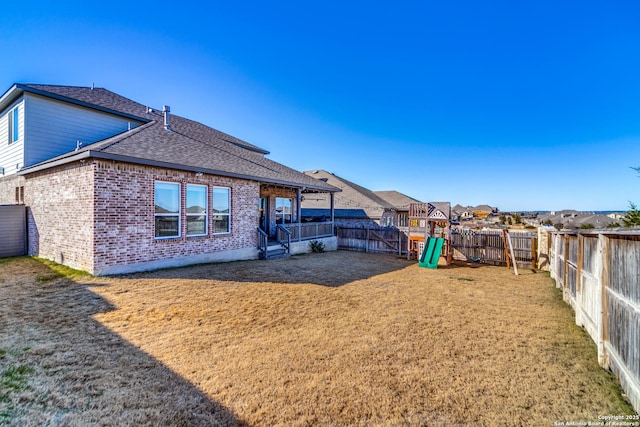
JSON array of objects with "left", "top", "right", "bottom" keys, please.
[
  {"left": 258, "top": 184, "right": 338, "bottom": 259},
  {"left": 258, "top": 222, "right": 336, "bottom": 259}
]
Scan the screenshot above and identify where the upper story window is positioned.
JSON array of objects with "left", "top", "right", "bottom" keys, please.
[
  {"left": 186, "top": 184, "right": 208, "bottom": 236},
  {"left": 397, "top": 213, "right": 408, "bottom": 228},
  {"left": 8, "top": 107, "right": 19, "bottom": 144},
  {"left": 381, "top": 215, "right": 394, "bottom": 227},
  {"left": 212, "top": 187, "right": 231, "bottom": 234},
  {"left": 154, "top": 181, "right": 181, "bottom": 239}
]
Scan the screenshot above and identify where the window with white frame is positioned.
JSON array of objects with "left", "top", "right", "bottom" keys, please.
[
  {"left": 8, "top": 107, "right": 19, "bottom": 144},
  {"left": 186, "top": 184, "right": 207, "bottom": 236},
  {"left": 212, "top": 186, "right": 231, "bottom": 234},
  {"left": 154, "top": 181, "right": 181, "bottom": 238}
]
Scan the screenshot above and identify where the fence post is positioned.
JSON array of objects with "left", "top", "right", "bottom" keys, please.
[
  {"left": 575, "top": 234, "right": 584, "bottom": 327},
  {"left": 506, "top": 231, "right": 518, "bottom": 275},
  {"left": 598, "top": 233, "right": 610, "bottom": 369},
  {"left": 549, "top": 233, "right": 556, "bottom": 283},
  {"left": 577, "top": 235, "right": 584, "bottom": 295},
  {"left": 563, "top": 234, "right": 570, "bottom": 302},
  {"left": 365, "top": 228, "right": 369, "bottom": 253},
  {"left": 502, "top": 229, "right": 511, "bottom": 268}
]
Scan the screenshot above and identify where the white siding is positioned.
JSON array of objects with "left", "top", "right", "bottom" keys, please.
[
  {"left": 0, "top": 98, "right": 25, "bottom": 176},
  {"left": 23, "top": 93, "right": 142, "bottom": 167}
]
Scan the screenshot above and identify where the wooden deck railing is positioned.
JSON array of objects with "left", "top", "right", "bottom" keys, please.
[{"left": 282, "top": 221, "right": 334, "bottom": 242}]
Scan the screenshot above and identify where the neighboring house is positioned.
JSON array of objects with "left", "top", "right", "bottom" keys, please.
[
  {"left": 452, "top": 204, "right": 473, "bottom": 221},
  {"left": 573, "top": 214, "right": 615, "bottom": 228},
  {"left": 374, "top": 190, "right": 422, "bottom": 229},
  {"left": 537, "top": 211, "right": 619, "bottom": 229},
  {"left": 0, "top": 83, "right": 339, "bottom": 275},
  {"left": 472, "top": 204, "right": 497, "bottom": 218},
  {"left": 301, "top": 170, "right": 400, "bottom": 227}
]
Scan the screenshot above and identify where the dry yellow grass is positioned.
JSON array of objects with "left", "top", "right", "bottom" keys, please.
[{"left": 0, "top": 252, "right": 635, "bottom": 426}]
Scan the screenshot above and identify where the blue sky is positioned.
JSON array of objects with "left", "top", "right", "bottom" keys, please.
[{"left": 2, "top": 1, "right": 639, "bottom": 211}]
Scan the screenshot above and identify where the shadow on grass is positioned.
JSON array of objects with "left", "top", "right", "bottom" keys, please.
[
  {"left": 120, "top": 250, "right": 417, "bottom": 287},
  {"left": 0, "top": 257, "right": 246, "bottom": 426}
]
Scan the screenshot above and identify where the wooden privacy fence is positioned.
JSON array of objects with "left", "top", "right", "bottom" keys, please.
[
  {"left": 550, "top": 230, "right": 640, "bottom": 414},
  {"left": 450, "top": 229, "right": 537, "bottom": 267},
  {"left": 335, "top": 226, "right": 537, "bottom": 266},
  {"left": 0, "top": 205, "right": 27, "bottom": 257},
  {"left": 335, "top": 226, "right": 407, "bottom": 255}
]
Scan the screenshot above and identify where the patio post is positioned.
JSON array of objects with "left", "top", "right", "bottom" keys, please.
[
  {"left": 330, "top": 192, "right": 335, "bottom": 226},
  {"left": 296, "top": 188, "right": 302, "bottom": 242}
]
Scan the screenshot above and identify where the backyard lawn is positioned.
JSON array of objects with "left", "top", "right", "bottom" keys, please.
[{"left": 0, "top": 252, "right": 635, "bottom": 426}]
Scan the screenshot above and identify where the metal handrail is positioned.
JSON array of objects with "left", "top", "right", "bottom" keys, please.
[
  {"left": 276, "top": 224, "right": 291, "bottom": 253},
  {"left": 257, "top": 227, "right": 268, "bottom": 259}
]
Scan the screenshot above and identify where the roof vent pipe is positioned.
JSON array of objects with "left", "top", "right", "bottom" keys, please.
[{"left": 163, "top": 105, "right": 171, "bottom": 130}]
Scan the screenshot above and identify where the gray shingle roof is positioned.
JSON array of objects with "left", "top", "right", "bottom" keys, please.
[
  {"left": 473, "top": 204, "right": 496, "bottom": 212},
  {"left": 302, "top": 170, "right": 394, "bottom": 219},
  {"left": 16, "top": 84, "right": 338, "bottom": 192},
  {"left": 429, "top": 202, "right": 451, "bottom": 220},
  {"left": 21, "top": 84, "right": 151, "bottom": 119},
  {"left": 20, "top": 83, "right": 269, "bottom": 154},
  {"left": 374, "top": 190, "right": 422, "bottom": 210}
]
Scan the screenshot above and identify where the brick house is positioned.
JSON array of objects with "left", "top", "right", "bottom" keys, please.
[{"left": 0, "top": 84, "right": 339, "bottom": 275}]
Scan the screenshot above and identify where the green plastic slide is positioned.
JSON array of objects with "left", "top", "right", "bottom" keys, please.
[{"left": 418, "top": 237, "right": 444, "bottom": 269}]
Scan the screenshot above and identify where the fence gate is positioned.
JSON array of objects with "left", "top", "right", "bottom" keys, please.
[
  {"left": 0, "top": 205, "right": 27, "bottom": 257},
  {"left": 335, "top": 226, "right": 407, "bottom": 255}
]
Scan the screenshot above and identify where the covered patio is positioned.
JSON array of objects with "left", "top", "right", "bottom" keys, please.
[{"left": 258, "top": 183, "right": 338, "bottom": 258}]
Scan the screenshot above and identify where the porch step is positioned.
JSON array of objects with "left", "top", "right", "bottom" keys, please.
[{"left": 265, "top": 246, "right": 291, "bottom": 260}]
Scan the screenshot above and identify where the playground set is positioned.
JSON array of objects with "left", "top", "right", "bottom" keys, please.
[{"left": 407, "top": 202, "right": 453, "bottom": 269}]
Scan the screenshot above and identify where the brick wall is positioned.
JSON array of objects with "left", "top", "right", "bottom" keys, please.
[
  {"left": 93, "top": 160, "right": 260, "bottom": 273},
  {"left": 2, "top": 159, "right": 262, "bottom": 274},
  {"left": 0, "top": 174, "right": 25, "bottom": 204},
  {"left": 20, "top": 162, "right": 95, "bottom": 271}
]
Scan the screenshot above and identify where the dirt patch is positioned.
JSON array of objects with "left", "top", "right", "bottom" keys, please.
[{"left": 1, "top": 253, "right": 635, "bottom": 426}]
